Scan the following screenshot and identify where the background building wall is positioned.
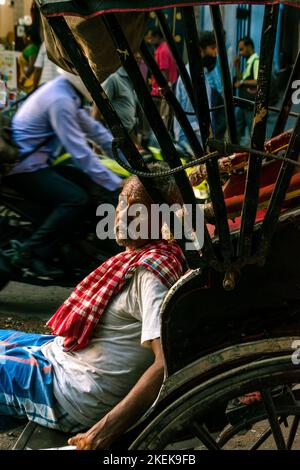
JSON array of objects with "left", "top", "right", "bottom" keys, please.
[{"left": 0, "top": 3, "right": 14, "bottom": 38}]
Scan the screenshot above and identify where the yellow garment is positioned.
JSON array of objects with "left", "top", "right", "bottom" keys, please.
[{"left": 18, "top": 54, "right": 35, "bottom": 94}]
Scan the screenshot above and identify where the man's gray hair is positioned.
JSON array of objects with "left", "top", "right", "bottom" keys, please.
[{"left": 147, "top": 162, "right": 183, "bottom": 206}]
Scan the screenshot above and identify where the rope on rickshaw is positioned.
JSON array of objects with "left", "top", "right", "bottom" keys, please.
[{"left": 112, "top": 138, "right": 300, "bottom": 178}]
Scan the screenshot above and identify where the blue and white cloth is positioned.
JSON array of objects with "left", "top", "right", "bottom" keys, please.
[{"left": 0, "top": 329, "right": 81, "bottom": 432}]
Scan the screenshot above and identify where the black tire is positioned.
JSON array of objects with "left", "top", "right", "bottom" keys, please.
[{"left": 130, "top": 354, "right": 300, "bottom": 450}]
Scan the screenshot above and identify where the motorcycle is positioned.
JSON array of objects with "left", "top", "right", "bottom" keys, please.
[{"left": 0, "top": 157, "right": 126, "bottom": 291}]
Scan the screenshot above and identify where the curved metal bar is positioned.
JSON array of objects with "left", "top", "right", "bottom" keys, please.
[
  {"left": 237, "top": 4, "right": 279, "bottom": 260},
  {"left": 181, "top": 5, "right": 233, "bottom": 269},
  {"left": 272, "top": 50, "right": 300, "bottom": 137},
  {"left": 210, "top": 5, "right": 237, "bottom": 144}
]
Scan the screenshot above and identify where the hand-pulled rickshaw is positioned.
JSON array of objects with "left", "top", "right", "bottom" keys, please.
[{"left": 12, "top": 0, "right": 300, "bottom": 450}]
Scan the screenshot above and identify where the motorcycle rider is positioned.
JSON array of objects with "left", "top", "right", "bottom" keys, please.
[{"left": 3, "top": 71, "right": 123, "bottom": 278}]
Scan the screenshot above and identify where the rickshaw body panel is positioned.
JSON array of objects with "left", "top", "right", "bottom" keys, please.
[{"left": 161, "top": 208, "right": 300, "bottom": 375}]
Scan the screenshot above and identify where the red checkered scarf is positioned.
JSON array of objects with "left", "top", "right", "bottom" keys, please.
[{"left": 47, "top": 240, "right": 185, "bottom": 351}]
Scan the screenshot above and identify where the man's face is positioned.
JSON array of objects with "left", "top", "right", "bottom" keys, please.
[
  {"left": 238, "top": 41, "right": 253, "bottom": 58},
  {"left": 115, "top": 183, "right": 152, "bottom": 249},
  {"left": 201, "top": 44, "right": 217, "bottom": 58},
  {"left": 145, "top": 32, "right": 160, "bottom": 47}
]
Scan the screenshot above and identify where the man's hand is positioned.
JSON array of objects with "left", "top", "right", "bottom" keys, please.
[{"left": 68, "top": 416, "right": 114, "bottom": 450}]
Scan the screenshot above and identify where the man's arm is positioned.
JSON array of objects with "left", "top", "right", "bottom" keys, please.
[
  {"left": 242, "top": 79, "right": 257, "bottom": 86},
  {"left": 77, "top": 108, "right": 116, "bottom": 160},
  {"left": 49, "top": 100, "right": 122, "bottom": 191},
  {"left": 68, "top": 338, "right": 164, "bottom": 450}
]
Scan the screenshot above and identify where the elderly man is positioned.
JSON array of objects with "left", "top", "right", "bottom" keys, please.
[
  {"left": 3, "top": 72, "right": 122, "bottom": 278},
  {"left": 0, "top": 171, "right": 186, "bottom": 450}
]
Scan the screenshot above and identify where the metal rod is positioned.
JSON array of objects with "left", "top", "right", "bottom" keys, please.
[
  {"left": 250, "top": 424, "right": 273, "bottom": 450},
  {"left": 155, "top": 9, "right": 196, "bottom": 112},
  {"left": 237, "top": 5, "right": 279, "bottom": 260},
  {"left": 210, "top": 5, "right": 237, "bottom": 144},
  {"left": 257, "top": 113, "right": 300, "bottom": 258},
  {"left": 181, "top": 5, "right": 233, "bottom": 268},
  {"left": 273, "top": 49, "right": 300, "bottom": 137},
  {"left": 208, "top": 139, "right": 300, "bottom": 169},
  {"left": 101, "top": 12, "right": 217, "bottom": 269},
  {"left": 140, "top": 40, "right": 204, "bottom": 159}
]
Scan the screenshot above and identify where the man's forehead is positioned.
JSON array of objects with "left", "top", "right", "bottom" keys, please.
[{"left": 120, "top": 185, "right": 145, "bottom": 200}]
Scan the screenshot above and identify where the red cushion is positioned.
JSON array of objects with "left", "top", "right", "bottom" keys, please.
[{"left": 225, "top": 171, "right": 300, "bottom": 218}]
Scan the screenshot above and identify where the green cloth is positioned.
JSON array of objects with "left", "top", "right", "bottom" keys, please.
[
  {"left": 23, "top": 44, "right": 39, "bottom": 61},
  {"left": 243, "top": 53, "right": 259, "bottom": 81}
]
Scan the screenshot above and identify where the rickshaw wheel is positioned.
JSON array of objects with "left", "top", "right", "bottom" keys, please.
[{"left": 130, "top": 354, "right": 300, "bottom": 450}]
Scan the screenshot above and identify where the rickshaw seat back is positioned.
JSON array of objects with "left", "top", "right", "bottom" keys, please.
[
  {"left": 41, "top": 12, "right": 148, "bottom": 83},
  {"left": 160, "top": 209, "right": 300, "bottom": 375}
]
